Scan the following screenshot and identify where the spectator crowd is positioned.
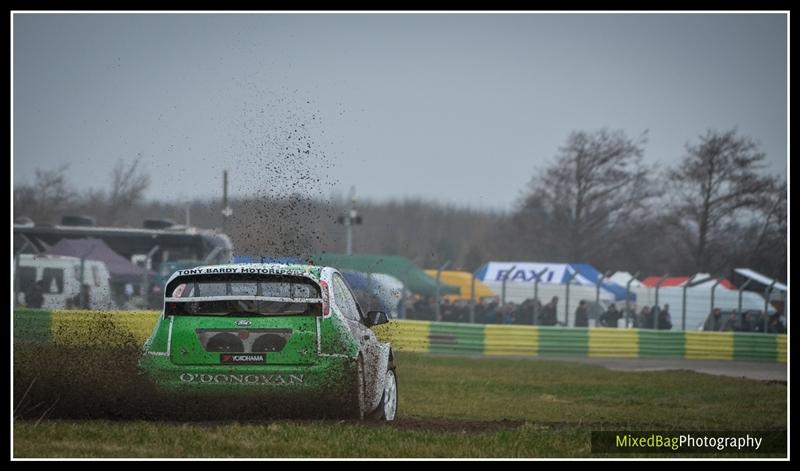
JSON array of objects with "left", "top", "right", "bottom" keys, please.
[{"left": 404, "top": 295, "right": 785, "bottom": 333}]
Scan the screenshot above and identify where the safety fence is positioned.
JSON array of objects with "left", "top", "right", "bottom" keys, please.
[
  {"left": 13, "top": 310, "right": 786, "bottom": 362},
  {"left": 373, "top": 320, "right": 786, "bottom": 362}
]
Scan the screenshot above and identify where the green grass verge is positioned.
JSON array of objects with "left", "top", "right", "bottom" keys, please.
[
  {"left": 14, "top": 352, "right": 786, "bottom": 458},
  {"left": 395, "top": 353, "right": 785, "bottom": 428}
]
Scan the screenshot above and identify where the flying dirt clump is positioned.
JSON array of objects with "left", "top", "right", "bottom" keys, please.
[{"left": 226, "top": 91, "right": 341, "bottom": 261}]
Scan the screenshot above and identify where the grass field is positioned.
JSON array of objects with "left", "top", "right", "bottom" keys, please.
[{"left": 13, "top": 352, "right": 787, "bottom": 458}]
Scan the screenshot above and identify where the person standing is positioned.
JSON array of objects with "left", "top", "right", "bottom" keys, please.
[
  {"left": 600, "top": 304, "right": 622, "bottom": 328},
  {"left": 723, "top": 312, "right": 739, "bottom": 332},
  {"left": 740, "top": 311, "right": 754, "bottom": 332},
  {"left": 532, "top": 298, "right": 543, "bottom": 325},
  {"left": 485, "top": 300, "right": 499, "bottom": 324},
  {"left": 657, "top": 304, "right": 673, "bottom": 330},
  {"left": 651, "top": 304, "right": 662, "bottom": 329},
  {"left": 639, "top": 306, "right": 652, "bottom": 329},
  {"left": 704, "top": 308, "right": 723, "bottom": 331},
  {"left": 24, "top": 279, "right": 45, "bottom": 309},
  {"left": 540, "top": 296, "right": 559, "bottom": 326},
  {"left": 574, "top": 300, "right": 589, "bottom": 327}
]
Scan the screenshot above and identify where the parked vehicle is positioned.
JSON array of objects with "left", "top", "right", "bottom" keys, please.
[{"left": 13, "top": 254, "right": 114, "bottom": 310}]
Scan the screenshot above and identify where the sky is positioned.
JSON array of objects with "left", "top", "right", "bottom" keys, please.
[{"left": 13, "top": 12, "right": 788, "bottom": 211}]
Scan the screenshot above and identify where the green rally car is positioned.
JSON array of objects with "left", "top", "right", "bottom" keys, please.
[{"left": 139, "top": 263, "right": 398, "bottom": 420}]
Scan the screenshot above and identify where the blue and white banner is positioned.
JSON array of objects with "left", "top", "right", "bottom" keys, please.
[
  {"left": 474, "top": 261, "right": 634, "bottom": 301},
  {"left": 476, "top": 262, "right": 593, "bottom": 285}
]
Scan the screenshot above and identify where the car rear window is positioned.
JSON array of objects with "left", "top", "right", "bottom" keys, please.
[
  {"left": 171, "top": 280, "right": 320, "bottom": 298},
  {"left": 165, "top": 274, "right": 322, "bottom": 317}
]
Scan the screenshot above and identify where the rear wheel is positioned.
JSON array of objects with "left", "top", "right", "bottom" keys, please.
[{"left": 367, "top": 367, "right": 398, "bottom": 421}]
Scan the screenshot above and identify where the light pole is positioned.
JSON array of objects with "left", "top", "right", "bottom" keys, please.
[
  {"left": 221, "top": 170, "right": 232, "bottom": 231},
  {"left": 337, "top": 186, "right": 362, "bottom": 255}
]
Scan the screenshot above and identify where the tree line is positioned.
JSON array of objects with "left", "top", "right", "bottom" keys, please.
[{"left": 13, "top": 128, "right": 786, "bottom": 282}]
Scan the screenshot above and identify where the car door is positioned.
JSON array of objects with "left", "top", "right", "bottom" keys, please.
[{"left": 332, "top": 273, "right": 381, "bottom": 404}]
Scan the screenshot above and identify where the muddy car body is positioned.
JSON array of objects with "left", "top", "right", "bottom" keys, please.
[{"left": 139, "top": 263, "right": 397, "bottom": 420}]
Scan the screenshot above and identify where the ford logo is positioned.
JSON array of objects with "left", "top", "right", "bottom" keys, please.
[{"left": 235, "top": 319, "right": 252, "bottom": 326}]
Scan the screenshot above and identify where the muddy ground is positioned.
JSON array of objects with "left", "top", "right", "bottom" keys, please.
[{"left": 13, "top": 339, "right": 537, "bottom": 434}]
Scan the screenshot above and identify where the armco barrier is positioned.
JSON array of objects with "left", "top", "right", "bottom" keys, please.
[
  {"left": 430, "top": 322, "right": 484, "bottom": 355},
  {"left": 685, "top": 331, "right": 734, "bottom": 360},
  {"left": 638, "top": 330, "right": 685, "bottom": 358},
  {"left": 777, "top": 335, "right": 787, "bottom": 363},
  {"left": 733, "top": 333, "right": 778, "bottom": 362},
  {"left": 49, "top": 310, "right": 160, "bottom": 347},
  {"left": 12, "top": 310, "right": 787, "bottom": 363},
  {"left": 538, "top": 327, "right": 588, "bottom": 356},
  {"left": 13, "top": 309, "right": 51, "bottom": 344},
  {"left": 14, "top": 309, "right": 160, "bottom": 348},
  {"left": 374, "top": 319, "right": 431, "bottom": 353},
  {"left": 588, "top": 328, "right": 638, "bottom": 358},
  {"left": 484, "top": 324, "right": 536, "bottom": 356}
]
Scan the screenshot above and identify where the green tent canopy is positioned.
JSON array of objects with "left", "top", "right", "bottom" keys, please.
[{"left": 311, "top": 253, "right": 460, "bottom": 296}]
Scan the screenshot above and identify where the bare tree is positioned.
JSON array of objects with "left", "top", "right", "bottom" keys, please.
[
  {"left": 716, "top": 178, "right": 788, "bottom": 280},
  {"left": 667, "top": 129, "right": 775, "bottom": 273},
  {"left": 13, "top": 164, "right": 77, "bottom": 224},
  {"left": 13, "top": 139, "right": 784, "bottom": 281},
  {"left": 748, "top": 179, "right": 787, "bottom": 265},
  {"left": 514, "top": 129, "right": 657, "bottom": 265},
  {"left": 106, "top": 155, "right": 151, "bottom": 226}
]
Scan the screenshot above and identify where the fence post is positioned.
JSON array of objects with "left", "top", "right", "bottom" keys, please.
[
  {"left": 596, "top": 275, "right": 603, "bottom": 304},
  {"left": 533, "top": 272, "right": 542, "bottom": 325},
  {"left": 625, "top": 271, "right": 640, "bottom": 328},
  {"left": 764, "top": 281, "right": 776, "bottom": 332},
  {"left": 500, "top": 265, "right": 517, "bottom": 307},
  {"left": 654, "top": 273, "right": 669, "bottom": 329},
  {"left": 469, "top": 272, "right": 476, "bottom": 323},
  {"left": 681, "top": 274, "right": 697, "bottom": 332},
  {"left": 564, "top": 270, "right": 576, "bottom": 327},
  {"left": 710, "top": 278, "right": 722, "bottom": 321},
  {"left": 434, "top": 260, "right": 451, "bottom": 322},
  {"left": 737, "top": 279, "right": 752, "bottom": 316}
]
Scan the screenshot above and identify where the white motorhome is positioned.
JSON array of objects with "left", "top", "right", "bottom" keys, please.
[{"left": 13, "top": 254, "right": 115, "bottom": 310}]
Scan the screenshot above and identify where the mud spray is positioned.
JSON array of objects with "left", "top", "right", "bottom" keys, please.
[{"left": 14, "top": 90, "right": 352, "bottom": 422}]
